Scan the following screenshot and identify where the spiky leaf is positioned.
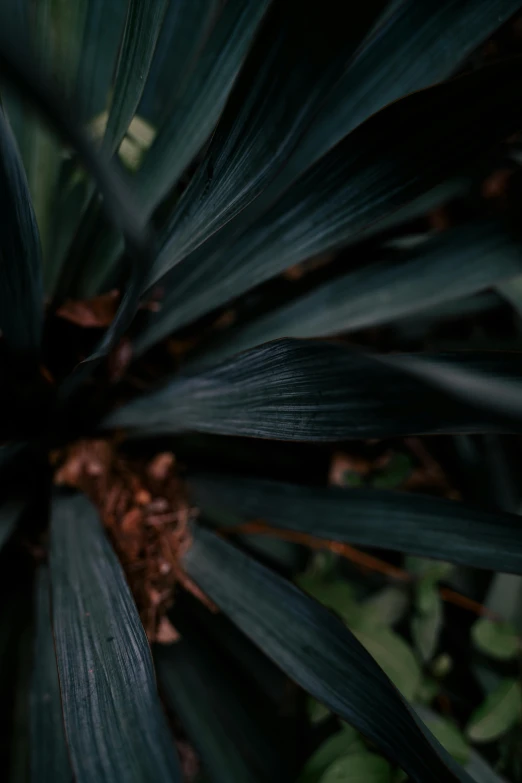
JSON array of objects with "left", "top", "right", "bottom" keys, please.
[{"left": 49, "top": 492, "right": 181, "bottom": 783}]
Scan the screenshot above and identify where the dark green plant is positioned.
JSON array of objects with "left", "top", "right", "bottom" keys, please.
[{"left": 1, "top": 1, "right": 522, "bottom": 781}]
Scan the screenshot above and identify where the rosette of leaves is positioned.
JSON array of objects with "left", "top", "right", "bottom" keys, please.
[{"left": 1, "top": 1, "right": 522, "bottom": 781}]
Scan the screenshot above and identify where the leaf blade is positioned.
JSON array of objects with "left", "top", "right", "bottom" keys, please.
[
  {"left": 143, "top": 54, "right": 522, "bottom": 341},
  {"left": 179, "top": 0, "right": 522, "bottom": 277},
  {"left": 156, "top": 634, "right": 288, "bottom": 782},
  {"left": 466, "top": 681, "right": 521, "bottom": 743},
  {"left": 183, "top": 527, "right": 473, "bottom": 783},
  {"left": 103, "top": 0, "right": 169, "bottom": 156},
  {"left": 30, "top": 566, "right": 73, "bottom": 783},
  {"left": 0, "top": 107, "right": 42, "bottom": 358},
  {"left": 105, "top": 340, "right": 522, "bottom": 440},
  {"left": 136, "top": 0, "right": 271, "bottom": 214},
  {"left": 152, "top": 0, "right": 389, "bottom": 278},
  {"left": 50, "top": 492, "right": 181, "bottom": 783},
  {"left": 189, "top": 473, "right": 522, "bottom": 574},
  {"left": 186, "top": 220, "right": 522, "bottom": 369},
  {"left": 0, "top": 499, "right": 24, "bottom": 553}
]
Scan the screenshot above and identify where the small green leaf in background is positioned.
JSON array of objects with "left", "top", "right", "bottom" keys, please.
[
  {"left": 359, "top": 586, "right": 409, "bottom": 628},
  {"left": 426, "top": 718, "right": 470, "bottom": 765},
  {"left": 319, "top": 753, "right": 392, "bottom": 782},
  {"left": 298, "top": 724, "right": 365, "bottom": 782},
  {"left": 341, "top": 472, "right": 365, "bottom": 488},
  {"left": 467, "top": 680, "right": 522, "bottom": 743},
  {"left": 297, "top": 572, "right": 420, "bottom": 700},
  {"left": 471, "top": 617, "right": 521, "bottom": 661},
  {"left": 406, "top": 557, "right": 454, "bottom": 582},
  {"left": 352, "top": 625, "right": 421, "bottom": 702},
  {"left": 412, "top": 578, "right": 443, "bottom": 662},
  {"left": 416, "top": 677, "right": 440, "bottom": 705},
  {"left": 308, "top": 698, "right": 331, "bottom": 726},
  {"left": 371, "top": 453, "right": 413, "bottom": 489},
  {"left": 408, "top": 556, "right": 452, "bottom": 662},
  {"left": 296, "top": 576, "right": 358, "bottom": 625},
  {"left": 430, "top": 653, "right": 453, "bottom": 680}
]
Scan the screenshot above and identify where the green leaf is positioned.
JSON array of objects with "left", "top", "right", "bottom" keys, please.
[
  {"left": 471, "top": 618, "right": 521, "bottom": 661},
  {"left": 319, "top": 753, "right": 392, "bottom": 783},
  {"left": 9, "top": 623, "right": 32, "bottom": 783},
  {"left": 416, "top": 706, "right": 507, "bottom": 783},
  {"left": 186, "top": 221, "right": 522, "bottom": 370},
  {"left": 360, "top": 587, "right": 409, "bottom": 629},
  {"left": 188, "top": 473, "right": 522, "bottom": 574},
  {"left": 26, "top": 0, "right": 83, "bottom": 267},
  {"left": 416, "top": 678, "right": 440, "bottom": 706},
  {"left": 139, "top": 56, "right": 522, "bottom": 346},
  {"left": 295, "top": 577, "right": 358, "bottom": 625},
  {"left": 137, "top": 0, "right": 271, "bottom": 214},
  {"left": 425, "top": 719, "right": 470, "bottom": 765},
  {"left": 308, "top": 698, "right": 332, "bottom": 726},
  {"left": 0, "top": 107, "right": 42, "bottom": 359},
  {"left": 377, "top": 352, "right": 522, "bottom": 424},
  {"left": 298, "top": 726, "right": 365, "bottom": 783},
  {"left": 183, "top": 527, "right": 474, "bottom": 783},
  {"left": 105, "top": 340, "right": 522, "bottom": 441},
  {"left": 156, "top": 634, "right": 288, "bottom": 783},
  {"left": 103, "top": 0, "right": 169, "bottom": 156},
  {"left": 288, "top": 0, "right": 522, "bottom": 178},
  {"left": 405, "top": 558, "right": 454, "bottom": 582},
  {"left": 371, "top": 454, "right": 413, "bottom": 491},
  {"left": 352, "top": 625, "right": 421, "bottom": 702},
  {"left": 137, "top": 178, "right": 465, "bottom": 353},
  {"left": 0, "top": 498, "right": 25, "bottom": 553},
  {"left": 297, "top": 573, "right": 413, "bottom": 686},
  {"left": 136, "top": 0, "right": 219, "bottom": 127},
  {"left": 138, "top": 0, "right": 522, "bottom": 347},
  {"left": 466, "top": 680, "right": 522, "bottom": 744},
  {"left": 75, "top": 0, "right": 128, "bottom": 122},
  {"left": 0, "top": 24, "right": 158, "bottom": 388},
  {"left": 3, "top": 1, "right": 86, "bottom": 271},
  {"left": 72, "top": 0, "right": 272, "bottom": 297},
  {"left": 204, "top": 0, "right": 522, "bottom": 251},
  {"left": 411, "top": 580, "right": 443, "bottom": 662},
  {"left": 485, "top": 572, "right": 522, "bottom": 635},
  {"left": 30, "top": 567, "right": 72, "bottom": 783},
  {"left": 152, "top": 0, "right": 389, "bottom": 281},
  {"left": 49, "top": 492, "right": 181, "bottom": 782}
]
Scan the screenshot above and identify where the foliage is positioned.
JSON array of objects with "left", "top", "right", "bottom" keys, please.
[{"left": 0, "top": 1, "right": 521, "bottom": 781}]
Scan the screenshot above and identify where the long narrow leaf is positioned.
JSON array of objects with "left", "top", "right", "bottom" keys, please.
[
  {"left": 142, "top": 55, "right": 522, "bottom": 342},
  {"left": 30, "top": 567, "right": 72, "bottom": 783},
  {"left": 0, "top": 108, "right": 42, "bottom": 358},
  {"left": 380, "top": 353, "right": 522, "bottom": 423},
  {"left": 104, "top": 340, "right": 522, "bottom": 440},
  {"left": 291, "top": 0, "right": 522, "bottom": 179},
  {"left": 50, "top": 492, "right": 181, "bottom": 783},
  {"left": 135, "top": 178, "right": 467, "bottom": 352},
  {"left": 156, "top": 634, "right": 288, "bottom": 782},
  {"left": 0, "top": 499, "right": 25, "bottom": 554},
  {"left": 103, "top": 0, "right": 169, "bottom": 156},
  {"left": 26, "top": 0, "right": 86, "bottom": 265},
  {"left": 190, "top": 474, "right": 522, "bottom": 574},
  {"left": 183, "top": 527, "right": 473, "bottom": 783},
  {"left": 0, "top": 25, "right": 156, "bottom": 379},
  {"left": 75, "top": 0, "right": 128, "bottom": 122},
  {"left": 187, "top": 220, "right": 522, "bottom": 369},
  {"left": 136, "top": 0, "right": 270, "bottom": 214},
  {"left": 70, "top": 0, "right": 266, "bottom": 299},
  {"left": 189, "top": 0, "right": 522, "bottom": 259},
  {"left": 151, "top": 0, "right": 389, "bottom": 279}
]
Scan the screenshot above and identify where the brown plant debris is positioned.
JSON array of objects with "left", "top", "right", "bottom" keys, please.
[
  {"left": 53, "top": 439, "right": 215, "bottom": 641},
  {"left": 56, "top": 290, "right": 120, "bottom": 328}
]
